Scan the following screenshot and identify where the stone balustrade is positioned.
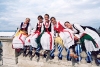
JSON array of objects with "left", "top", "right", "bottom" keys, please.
[{"left": 0, "top": 37, "right": 99, "bottom": 67}]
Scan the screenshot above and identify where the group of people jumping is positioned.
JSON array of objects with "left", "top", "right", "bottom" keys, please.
[{"left": 12, "top": 14, "right": 100, "bottom": 65}]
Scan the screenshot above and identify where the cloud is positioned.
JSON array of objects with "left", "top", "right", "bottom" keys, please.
[{"left": 0, "top": 0, "right": 100, "bottom": 30}]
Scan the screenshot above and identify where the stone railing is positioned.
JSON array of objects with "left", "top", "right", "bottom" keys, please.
[
  {"left": 0, "top": 37, "right": 17, "bottom": 67},
  {"left": 0, "top": 37, "right": 99, "bottom": 67}
]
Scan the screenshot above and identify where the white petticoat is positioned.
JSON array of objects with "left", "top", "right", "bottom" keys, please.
[
  {"left": 59, "top": 29, "right": 74, "bottom": 49},
  {"left": 30, "top": 33, "right": 39, "bottom": 48},
  {"left": 84, "top": 40, "right": 100, "bottom": 51},
  {"left": 40, "top": 32, "right": 54, "bottom": 50},
  {"left": 12, "top": 34, "right": 27, "bottom": 49},
  {"left": 24, "top": 35, "right": 32, "bottom": 46},
  {"left": 84, "top": 28, "right": 100, "bottom": 51}
]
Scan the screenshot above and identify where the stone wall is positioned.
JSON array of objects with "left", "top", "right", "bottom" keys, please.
[{"left": 0, "top": 38, "right": 99, "bottom": 67}]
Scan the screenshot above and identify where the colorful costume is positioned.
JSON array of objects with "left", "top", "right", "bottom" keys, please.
[
  {"left": 54, "top": 22, "right": 74, "bottom": 49},
  {"left": 73, "top": 24, "right": 100, "bottom": 51},
  {"left": 51, "top": 22, "right": 74, "bottom": 60},
  {"left": 72, "top": 24, "right": 100, "bottom": 63},
  {"left": 12, "top": 22, "right": 31, "bottom": 49},
  {"left": 25, "top": 22, "right": 43, "bottom": 48},
  {"left": 40, "top": 22, "right": 54, "bottom": 50}
]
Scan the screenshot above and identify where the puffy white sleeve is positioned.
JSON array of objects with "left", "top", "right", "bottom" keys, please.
[
  {"left": 28, "top": 23, "right": 32, "bottom": 35},
  {"left": 33, "top": 23, "right": 38, "bottom": 32},
  {"left": 74, "top": 34, "right": 80, "bottom": 39},
  {"left": 51, "top": 23, "right": 54, "bottom": 37},
  {"left": 41, "top": 23, "right": 44, "bottom": 33},
  {"left": 74, "top": 24, "right": 84, "bottom": 38},
  {"left": 13, "top": 28, "right": 20, "bottom": 37},
  {"left": 13, "top": 23, "right": 21, "bottom": 37},
  {"left": 59, "top": 21, "right": 65, "bottom": 28}
]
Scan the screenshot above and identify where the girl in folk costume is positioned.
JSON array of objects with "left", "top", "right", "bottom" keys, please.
[
  {"left": 65, "top": 22, "right": 100, "bottom": 63},
  {"left": 50, "top": 17, "right": 75, "bottom": 60},
  {"left": 12, "top": 18, "right": 32, "bottom": 50},
  {"left": 36, "top": 14, "right": 54, "bottom": 58},
  {"left": 23, "top": 15, "right": 43, "bottom": 57},
  {"left": 31, "top": 15, "right": 44, "bottom": 57},
  {"left": 64, "top": 22, "right": 81, "bottom": 61}
]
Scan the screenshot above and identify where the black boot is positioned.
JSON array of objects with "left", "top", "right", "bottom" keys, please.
[
  {"left": 35, "top": 52, "right": 40, "bottom": 57},
  {"left": 51, "top": 55, "right": 55, "bottom": 59},
  {"left": 43, "top": 54, "right": 47, "bottom": 58},
  {"left": 59, "top": 57, "right": 62, "bottom": 60},
  {"left": 29, "top": 51, "right": 32, "bottom": 57},
  {"left": 23, "top": 47, "right": 27, "bottom": 57}
]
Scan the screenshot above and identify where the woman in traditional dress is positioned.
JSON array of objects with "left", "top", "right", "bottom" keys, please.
[
  {"left": 36, "top": 14, "right": 54, "bottom": 58},
  {"left": 23, "top": 15, "right": 43, "bottom": 57},
  {"left": 12, "top": 18, "right": 32, "bottom": 50},
  {"left": 50, "top": 17, "right": 75, "bottom": 60},
  {"left": 64, "top": 22, "right": 100, "bottom": 63}
]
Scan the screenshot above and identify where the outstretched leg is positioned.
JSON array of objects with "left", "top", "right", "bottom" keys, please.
[
  {"left": 75, "top": 44, "right": 82, "bottom": 62},
  {"left": 65, "top": 48, "right": 72, "bottom": 61},
  {"left": 58, "top": 45, "right": 63, "bottom": 60},
  {"left": 23, "top": 46, "right": 27, "bottom": 57},
  {"left": 85, "top": 51, "right": 93, "bottom": 63},
  {"left": 50, "top": 45, "right": 56, "bottom": 59},
  {"left": 35, "top": 45, "right": 42, "bottom": 57}
]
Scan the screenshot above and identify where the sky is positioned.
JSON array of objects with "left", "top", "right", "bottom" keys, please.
[{"left": 0, "top": 0, "right": 100, "bottom": 30}]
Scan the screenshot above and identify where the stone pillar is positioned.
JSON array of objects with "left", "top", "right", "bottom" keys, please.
[{"left": 1, "top": 39, "right": 17, "bottom": 67}]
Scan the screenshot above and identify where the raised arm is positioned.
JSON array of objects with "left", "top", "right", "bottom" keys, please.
[
  {"left": 27, "top": 23, "right": 32, "bottom": 36},
  {"left": 73, "top": 24, "right": 84, "bottom": 38}
]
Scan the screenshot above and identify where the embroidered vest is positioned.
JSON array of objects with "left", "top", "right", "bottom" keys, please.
[
  {"left": 73, "top": 24, "right": 80, "bottom": 34},
  {"left": 20, "top": 22, "right": 29, "bottom": 32},
  {"left": 36, "top": 23, "right": 42, "bottom": 32},
  {"left": 43, "top": 22, "right": 51, "bottom": 32}
]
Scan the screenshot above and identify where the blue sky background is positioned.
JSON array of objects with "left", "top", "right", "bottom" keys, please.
[{"left": 0, "top": 0, "right": 100, "bottom": 30}]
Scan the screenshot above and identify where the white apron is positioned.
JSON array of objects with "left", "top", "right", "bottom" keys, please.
[
  {"left": 54, "top": 22, "right": 74, "bottom": 49},
  {"left": 40, "top": 22, "right": 54, "bottom": 50},
  {"left": 25, "top": 22, "right": 43, "bottom": 48},
  {"left": 31, "top": 33, "right": 40, "bottom": 48},
  {"left": 59, "top": 29, "right": 74, "bottom": 49},
  {"left": 24, "top": 35, "right": 32, "bottom": 46},
  {"left": 12, "top": 23, "right": 32, "bottom": 49},
  {"left": 40, "top": 32, "right": 54, "bottom": 50},
  {"left": 12, "top": 31, "right": 27, "bottom": 49},
  {"left": 84, "top": 28, "right": 100, "bottom": 51}
]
